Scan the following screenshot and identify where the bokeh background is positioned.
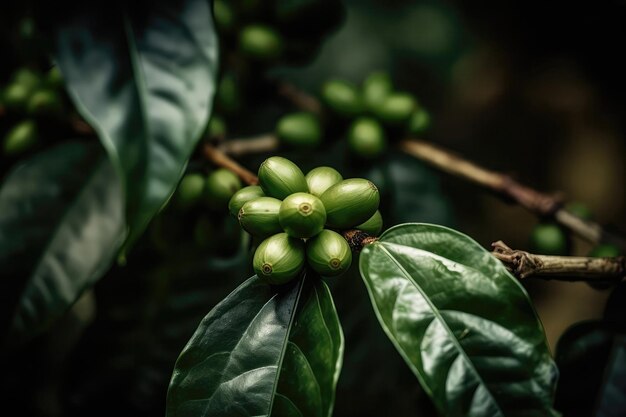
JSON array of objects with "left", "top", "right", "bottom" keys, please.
[{"left": 2, "top": 0, "right": 624, "bottom": 416}]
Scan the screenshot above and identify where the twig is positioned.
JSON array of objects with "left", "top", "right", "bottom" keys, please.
[
  {"left": 492, "top": 241, "right": 625, "bottom": 282},
  {"left": 342, "top": 229, "right": 378, "bottom": 252},
  {"left": 276, "top": 82, "right": 322, "bottom": 115},
  {"left": 202, "top": 143, "right": 259, "bottom": 186},
  {"left": 217, "top": 133, "right": 279, "bottom": 157},
  {"left": 399, "top": 139, "right": 625, "bottom": 250}
]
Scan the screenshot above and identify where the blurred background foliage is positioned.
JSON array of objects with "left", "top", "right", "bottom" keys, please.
[{"left": 1, "top": 0, "right": 625, "bottom": 416}]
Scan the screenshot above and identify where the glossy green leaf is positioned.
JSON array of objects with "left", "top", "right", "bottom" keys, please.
[
  {"left": 0, "top": 142, "right": 124, "bottom": 347},
  {"left": 53, "top": 0, "right": 219, "bottom": 245},
  {"left": 596, "top": 336, "right": 626, "bottom": 417},
  {"left": 359, "top": 223, "right": 558, "bottom": 417},
  {"left": 166, "top": 274, "right": 343, "bottom": 417}
]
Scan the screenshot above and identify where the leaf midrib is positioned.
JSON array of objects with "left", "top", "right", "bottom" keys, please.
[{"left": 378, "top": 242, "right": 506, "bottom": 417}]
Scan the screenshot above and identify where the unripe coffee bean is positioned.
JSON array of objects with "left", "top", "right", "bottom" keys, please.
[
  {"left": 239, "top": 24, "right": 283, "bottom": 60},
  {"left": 204, "top": 168, "right": 242, "bottom": 210},
  {"left": 306, "top": 230, "right": 352, "bottom": 277},
  {"left": 3, "top": 83, "right": 32, "bottom": 111},
  {"left": 347, "top": 117, "right": 386, "bottom": 159},
  {"left": 228, "top": 185, "right": 265, "bottom": 217},
  {"left": 374, "top": 92, "right": 416, "bottom": 125},
  {"left": 276, "top": 112, "right": 321, "bottom": 149},
  {"left": 176, "top": 173, "right": 205, "bottom": 209},
  {"left": 408, "top": 108, "right": 430, "bottom": 135},
  {"left": 355, "top": 210, "right": 383, "bottom": 235},
  {"left": 321, "top": 79, "right": 363, "bottom": 117},
  {"left": 320, "top": 178, "right": 380, "bottom": 228},
  {"left": 213, "top": 0, "right": 236, "bottom": 32},
  {"left": 3, "top": 120, "right": 37, "bottom": 156},
  {"left": 363, "top": 72, "right": 392, "bottom": 111},
  {"left": 589, "top": 244, "right": 620, "bottom": 258},
  {"left": 238, "top": 196, "right": 282, "bottom": 238},
  {"left": 258, "top": 156, "right": 308, "bottom": 199},
  {"left": 529, "top": 223, "right": 569, "bottom": 256},
  {"left": 305, "top": 166, "right": 343, "bottom": 197},
  {"left": 27, "top": 89, "right": 62, "bottom": 117},
  {"left": 207, "top": 115, "right": 227, "bottom": 139},
  {"left": 279, "top": 192, "right": 326, "bottom": 238},
  {"left": 46, "top": 66, "right": 64, "bottom": 89},
  {"left": 216, "top": 73, "right": 242, "bottom": 113},
  {"left": 253, "top": 233, "right": 305, "bottom": 285}
]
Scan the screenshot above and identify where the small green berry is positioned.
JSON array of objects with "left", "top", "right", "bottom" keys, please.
[
  {"left": 3, "top": 83, "right": 32, "bottom": 111},
  {"left": 207, "top": 115, "right": 227, "bottom": 139},
  {"left": 362, "top": 72, "right": 392, "bottom": 111},
  {"left": 216, "top": 74, "right": 242, "bottom": 113},
  {"left": 205, "top": 168, "right": 242, "bottom": 210},
  {"left": 228, "top": 185, "right": 265, "bottom": 217},
  {"left": 305, "top": 166, "right": 343, "bottom": 197},
  {"left": 374, "top": 92, "right": 416, "bottom": 125},
  {"left": 46, "top": 66, "right": 64, "bottom": 89},
  {"left": 347, "top": 117, "right": 386, "bottom": 159},
  {"left": 355, "top": 210, "right": 383, "bottom": 235},
  {"left": 13, "top": 68, "right": 40, "bottom": 89},
  {"left": 176, "top": 173, "right": 205, "bottom": 209},
  {"left": 213, "top": 0, "right": 236, "bottom": 32},
  {"left": 589, "top": 244, "right": 621, "bottom": 258},
  {"left": 320, "top": 178, "right": 380, "bottom": 228},
  {"left": 238, "top": 196, "right": 282, "bottom": 238},
  {"left": 239, "top": 24, "right": 283, "bottom": 60},
  {"left": 321, "top": 79, "right": 363, "bottom": 117},
  {"left": 258, "top": 156, "right": 308, "bottom": 199},
  {"left": 253, "top": 233, "right": 305, "bottom": 285},
  {"left": 27, "top": 89, "right": 62, "bottom": 117},
  {"left": 276, "top": 112, "right": 322, "bottom": 149},
  {"left": 566, "top": 202, "right": 592, "bottom": 220},
  {"left": 306, "top": 229, "right": 352, "bottom": 277},
  {"left": 530, "top": 223, "right": 568, "bottom": 255},
  {"left": 3, "top": 120, "right": 37, "bottom": 156},
  {"left": 279, "top": 192, "right": 326, "bottom": 238},
  {"left": 408, "top": 108, "right": 430, "bottom": 135}
]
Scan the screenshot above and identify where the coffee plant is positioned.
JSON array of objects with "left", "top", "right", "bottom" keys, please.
[{"left": 1, "top": 1, "right": 624, "bottom": 417}]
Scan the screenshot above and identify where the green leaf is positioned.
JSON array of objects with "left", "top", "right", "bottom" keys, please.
[
  {"left": 359, "top": 223, "right": 558, "bottom": 417},
  {"left": 0, "top": 142, "right": 124, "bottom": 347},
  {"left": 52, "top": 0, "right": 219, "bottom": 245},
  {"left": 595, "top": 335, "right": 626, "bottom": 417},
  {"left": 166, "top": 274, "right": 343, "bottom": 417}
]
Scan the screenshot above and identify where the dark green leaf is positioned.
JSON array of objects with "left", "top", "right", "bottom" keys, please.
[
  {"left": 596, "top": 335, "right": 626, "bottom": 417},
  {"left": 359, "top": 223, "right": 558, "bottom": 417},
  {"left": 53, "top": 0, "right": 219, "bottom": 245},
  {"left": 166, "top": 274, "right": 343, "bottom": 417},
  {"left": 0, "top": 142, "right": 124, "bottom": 347}
]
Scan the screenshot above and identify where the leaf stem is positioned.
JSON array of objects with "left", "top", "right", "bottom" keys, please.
[{"left": 491, "top": 240, "right": 625, "bottom": 282}]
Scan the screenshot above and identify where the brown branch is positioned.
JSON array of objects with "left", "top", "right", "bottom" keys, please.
[
  {"left": 400, "top": 139, "right": 625, "bottom": 250},
  {"left": 202, "top": 143, "right": 259, "bottom": 186},
  {"left": 217, "top": 133, "right": 279, "bottom": 157},
  {"left": 342, "top": 229, "right": 379, "bottom": 252},
  {"left": 276, "top": 82, "right": 323, "bottom": 115},
  {"left": 491, "top": 240, "right": 625, "bottom": 282}
]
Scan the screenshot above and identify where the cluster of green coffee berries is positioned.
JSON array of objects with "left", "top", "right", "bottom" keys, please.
[
  {"left": 228, "top": 156, "right": 382, "bottom": 284},
  {"left": 1, "top": 66, "right": 64, "bottom": 157},
  {"left": 274, "top": 72, "right": 431, "bottom": 158}
]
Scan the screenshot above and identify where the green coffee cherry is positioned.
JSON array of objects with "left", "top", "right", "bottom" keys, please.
[
  {"left": 27, "top": 89, "right": 62, "bottom": 117},
  {"left": 258, "top": 156, "right": 308, "bottom": 199},
  {"left": 176, "top": 173, "right": 205, "bottom": 209},
  {"left": 347, "top": 117, "right": 386, "bottom": 159},
  {"left": 320, "top": 178, "right": 380, "bottom": 228},
  {"left": 566, "top": 202, "right": 592, "bottom": 220},
  {"left": 321, "top": 79, "right": 363, "bottom": 117},
  {"left": 276, "top": 112, "right": 322, "bottom": 149},
  {"left": 228, "top": 185, "right": 265, "bottom": 217},
  {"left": 3, "top": 83, "right": 32, "bottom": 111},
  {"left": 204, "top": 168, "right": 242, "bottom": 210},
  {"left": 13, "top": 68, "right": 40, "bottom": 89},
  {"left": 46, "top": 66, "right": 64, "bottom": 89},
  {"left": 306, "top": 229, "right": 352, "bottom": 277},
  {"left": 216, "top": 74, "right": 242, "bottom": 113},
  {"left": 374, "top": 92, "right": 416, "bottom": 125},
  {"left": 589, "top": 244, "right": 621, "bottom": 258},
  {"left": 213, "top": 0, "right": 236, "bottom": 32},
  {"left": 239, "top": 24, "right": 283, "bottom": 61},
  {"left": 529, "top": 223, "right": 568, "bottom": 255},
  {"left": 207, "top": 115, "right": 227, "bottom": 139},
  {"left": 238, "top": 196, "right": 282, "bottom": 238},
  {"left": 355, "top": 210, "right": 383, "bottom": 235},
  {"left": 408, "top": 108, "right": 430, "bottom": 135},
  {"left": 253, "top": 233, "right": 305, "bottom": 285},
  {"left": 363, "top": 72, "right": 392, "bottom": 111},
  {"left": 279, "top": 192, "right": 326, "bottom": 238},
  {"left": 305, "top": 166, "right": 343, "bottom": 197},
  {"left": 3, "top": 120, "right": 37, "bottom": 156}
]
